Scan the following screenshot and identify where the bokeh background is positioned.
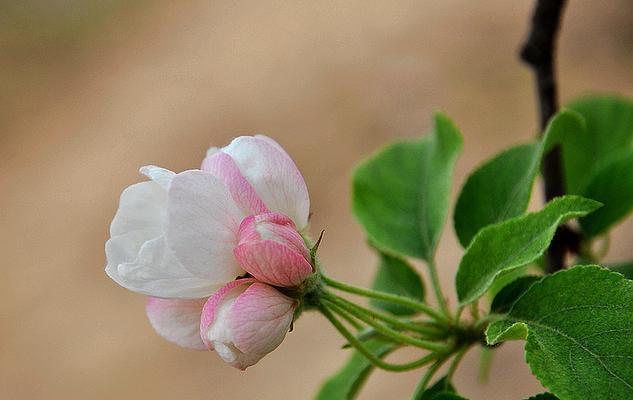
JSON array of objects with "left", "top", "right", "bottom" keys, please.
[{"left": 2, "top": 1, "right": 633, "bottom": 399}]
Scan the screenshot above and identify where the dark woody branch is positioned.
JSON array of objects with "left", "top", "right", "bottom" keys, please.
[{"left": 520, "top": 0, "right": 575, "bottom": 273}]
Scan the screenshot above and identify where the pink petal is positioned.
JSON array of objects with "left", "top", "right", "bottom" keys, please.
[
  {"left": 239, "top": 213, "right": 310, "bottom": 259},
  {"left": 199, "top": 280, "right": 295, "bottom": 370},
  {"left": 229, "top": 283, "right": 296, "bottom": 356},
  {"left": 146, "top": 297, "right": 207, "bottom": 350},
  {"left": 166, "top": 170, "right": 246, "bottom": 283},
  {"left": 234, "top": 239, "right": 313, "bottom": 287},
  {"left": 200, "top": 151, "right": 268, "bottom": 216},
  {"left": 199, "top": 278, "right": 257, "bottom": 348},
  {"left": 222, "top": 136, "right": 310, "bottom": 231}
]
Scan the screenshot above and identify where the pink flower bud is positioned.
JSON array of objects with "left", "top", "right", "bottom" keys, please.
[
  {"left": 200, "top": 279, "right": 297, "bottom": 370},
  {"left": 234, "top": 212, "right": 313, "bottom": 287}
]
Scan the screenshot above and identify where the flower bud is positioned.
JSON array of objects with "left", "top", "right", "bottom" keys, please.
[
  {"left": 234, "top": 212, "right": 313, "bottom": 287},
  {"left": 200, "top": 279, "right": 296, "bottom": 370}
]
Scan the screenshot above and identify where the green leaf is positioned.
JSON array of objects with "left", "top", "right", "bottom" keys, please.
[
  {"left": 454, "top": 144, "right": 538, "bottom": 247},
  {"left": 486, "top": 266, "right": 633, "bottom": 400},
  {"left": 428, "top": 395, "right": 468, "bottom": 400},
  {"left": 563, "top": 95, "right": 633, "bottom": 194},
  {"left": 579, "top": 149, "right": 633, "bottom": 237},
  {"left": 316, "top": 340, "right": 396, "bottom": 400},
  {"left": 487, "top": 264, "right": 530, "bottom": 299},
  {"left": 455, "top": 196, "right": 601, "bottom": 305},
  {"left": 607, "top": 260, "right": 633, "bottom": 280},
  {"left": 352, "top": 113, "right": 462, "bottom": 261},
  {"left": 370, "top": 252, "right": 425, "bottom": 315},
  {"left": 490, "top": 276, "right": 541, "bottom": 314},
  {"left": 486, "top": 321, "right": 529, "bottom": 343},
  {"left": 525, "top": 394, "right": 559, "bottom": 400},
  {"left": 413, "top": 376, "right": 457, "bottom": 400},
  {"left": 454, "top": 111, "right": 583, "bottom": 247}
]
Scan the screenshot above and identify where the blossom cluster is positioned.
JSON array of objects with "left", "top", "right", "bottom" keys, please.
[{"left": 105, "top": 136, "right": 313, "bottom": 369}]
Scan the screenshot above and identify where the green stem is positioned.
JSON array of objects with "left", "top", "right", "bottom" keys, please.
[
  {"left": 319, "top": 304, "right": 437, "bottom": 372},
  {"left": 322, "top": 296, "right": 448, "bottom": 353},
  {"left": 427, "top": 259, "right": 451, "bottom": 317},
  {"left": 470, "top": 301, "right": 480, "bottom": 321},
  {"left": 454, "top": 305, "right": 464, "bottom": 325},
  {"left": 321, "top": 274, "right": 450, "bottom": 325},
  {"left": 446, "top": 346, "right": 469, "bottom": 381},
  {"left": 411, "top": 356, "right": 449, "bottom": 399},
  {"left": 478, "top": 347, "right": 494, "bottom": 384},
  {"left": 324, "top": 291, "right": 447, "bottom": 337},
  {"left": 331, "top": 301, "right": 364, "bottom": 330}
]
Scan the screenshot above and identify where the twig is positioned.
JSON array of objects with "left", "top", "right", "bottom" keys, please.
[{"left": 520, "top": 0, "right": 571, "bottom": 273}]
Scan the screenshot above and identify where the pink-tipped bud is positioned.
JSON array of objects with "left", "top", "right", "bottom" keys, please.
[
  {"left": 234, "top": 212, "right": 313, "bottom": 287},
  {"left": 200, "top": 279, "right": 296, "bottom": 370}
]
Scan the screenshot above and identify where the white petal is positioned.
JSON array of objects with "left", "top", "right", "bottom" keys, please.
[
  {"left": 140, "top": 165, "right": 175, "bottom": 190},
  {"left": 110, "top": 181, "right": 167, "bottom": 237},
  {"left": 206, "top": 146, "right": 220, "bottom": 157},
  {"left": 222, "top": 136, "right": 310, "bottom": 231},
  {"left": 105, "top": 229, "right": 160, "bottom": 283},
  {"left": 117, "top": 235, "right": 220, "bottom": 298},
  {"left": 166, "top": 170, "right": 246, "bottom": 282},
  {"left": 146, "top": 297, "right": 207, "bottom": 350},
  {"left": 254, "top": 134, "right": 287, "bottom": 153}
]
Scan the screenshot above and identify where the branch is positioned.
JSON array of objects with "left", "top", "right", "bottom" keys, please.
[
  {"left": 520, "top": 0, "right": 571, "bottom": 273},
  {"left": 521, "top": 0, "right": 566, "bottom": 133}
]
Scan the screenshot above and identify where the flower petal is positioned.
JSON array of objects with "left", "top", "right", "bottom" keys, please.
[
  {"left": 110, "top": 181, "right": 167, "bottom": 237},
  {"left": 105, "top": 229, "right": 159, "bottom": 284},
  {"left": 240, "top": 212, "right": 310, "bottom": 258},
  {"left": 115, "top": 235, "right": 221, "bottom": 298},
  {"left": 206, "top": 146, "right": 220, "bottom": 157},
  {"left": 146, "top": 297, "right": 207, "bottom": 350},
  {"left": 201, "top": 151, "right": 268, "bottom": 216},
  {"left": 105, "top": 229, "right": 159, "bottom": 268},
  {"left": 199, "top": 278, "right": 256, "bottom": 348},
  {"left": 200, "top": 280, "right": 295, "bottom": 370},
  {"left": 222, "top": 136, "right": 310, "bottom": 231},
  {"left": 166, "top": 170, "right": 246, "bottom": 282},
  {"left": 234, "top": 240, "right": 312, "bottom": 287},
  {"left": 139, "top": 165, "right": 175, "bottom": 190},
  {"left": 229, "top": 282, "right": 296, "bottom": 356}
]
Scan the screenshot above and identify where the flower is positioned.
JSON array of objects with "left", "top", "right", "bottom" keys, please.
[
  {"left": 105, "top": 135, "right": 311, "bottom": 368},
  {"left": 199, "top": 279, "right": 297, "bottom": 370}
]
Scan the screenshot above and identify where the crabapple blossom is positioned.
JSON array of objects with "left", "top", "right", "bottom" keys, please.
[{"left": 105, "top": 135, "right": 312, "bottom": 368}]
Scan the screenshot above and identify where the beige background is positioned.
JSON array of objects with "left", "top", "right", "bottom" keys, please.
[{"left": 2, "top": 1, "right": 633, "bottom": 399}]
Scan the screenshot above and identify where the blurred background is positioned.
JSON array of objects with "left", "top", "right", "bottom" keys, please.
[{"left": 2, "top": 1, "right": 633, "bottom": 399}]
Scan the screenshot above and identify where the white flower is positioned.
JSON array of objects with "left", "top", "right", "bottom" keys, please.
[{"left": 105, "top": 135, "right": 311, "bottom": 357}]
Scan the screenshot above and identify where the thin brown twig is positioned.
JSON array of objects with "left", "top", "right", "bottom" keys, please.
[{"left": 520, "top": 0, "right": 575, "bottom": 273}]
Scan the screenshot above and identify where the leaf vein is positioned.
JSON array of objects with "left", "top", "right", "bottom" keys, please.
[
  {"left": 525, "top": 320, "right": 633, "bottom": 392},
  {"left": 534, "top": 304, "right": 626, "bottom": 324},
  {"left": 578, "top": 328, "right": 633, "bottom": 341}
]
